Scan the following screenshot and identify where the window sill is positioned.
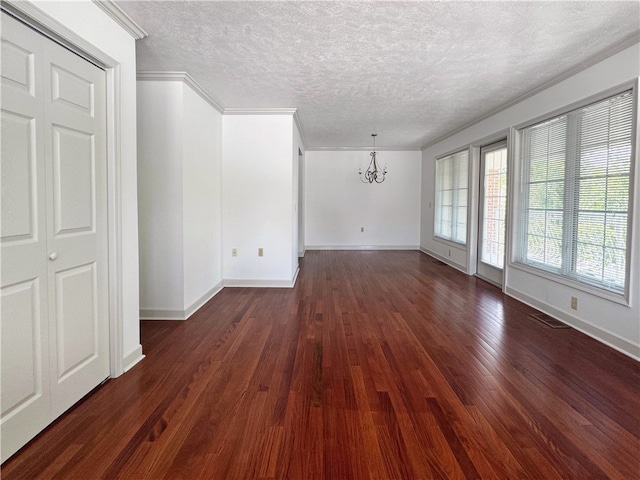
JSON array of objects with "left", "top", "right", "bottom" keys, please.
[{"left": 507, "top": 261, "right": 630, "bottom": 307}]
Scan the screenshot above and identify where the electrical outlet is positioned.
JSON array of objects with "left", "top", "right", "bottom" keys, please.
[
  {"left": 232, "top": 248, "right": 237, "bottom": 257},
  {"left": 361, "top": 227, "right": 364, "bottom": 232},
  {"left": 258, "top": 248, "right": 263, "bottom": 257},
  {"left": 571, "top": 296, "right": 578, "bottom": 310},
  {"left": 448, "top": 249, "right": 451, "bottom": 257}
]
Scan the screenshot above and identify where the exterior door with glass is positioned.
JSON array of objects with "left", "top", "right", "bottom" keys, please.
[{"left": 477, "top": 140, "right": 508, "bottom": 286}]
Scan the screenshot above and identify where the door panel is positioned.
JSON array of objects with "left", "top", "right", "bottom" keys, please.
[
  {"left": 51, "top": 64, "right": 94, "bottom": 114},
  {"left": 1, "top": 111, "right": 36, "bottom": 242},
  {"left": 55, "top": 263, "right": 99, "bottom": 381},
  {"left": 0, "top": 38, "right": 35, "bottom": 96},
  {"left": 1, "top": 14, "right": 51, "bottom": 462},
  {"left": 52, "top": 125, "right": 95, "bottom": 235},
  {"left": 1, "top": 14, "right": 109, "bottom": 461},
  {"left": 477, "top": 141, "right": 508, "bottom": 286},
  {"left": 43, "top": 32, "right": 109, "bottom": 421},
  {"left": 1, "top": 279, "right": 43, "bottom": 416}
]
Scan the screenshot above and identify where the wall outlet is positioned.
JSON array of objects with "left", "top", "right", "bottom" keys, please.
[
  {"left": 571, "top": 296, "right": 578, "bottom": 310},
  {"left": 258, "top": 247, "right": 263, "bottom": 257},
  {"left": 232, "top": 248, "right": 237, "bottom": 257},
  {"left": 448, "top": 249, "right": 451, "bottom": 257},
  {"left": 361, "top": 227, "right": 364, "bottom": 232}
]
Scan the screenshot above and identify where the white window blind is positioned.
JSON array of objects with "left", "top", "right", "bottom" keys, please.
[
  {"left": 435, "top": 150, "right": 469, "bottom": 244},
  {"left": 515, "top": 90, "right": 634, "bottom": 294}
]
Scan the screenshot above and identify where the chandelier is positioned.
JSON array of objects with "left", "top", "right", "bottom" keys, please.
[{"left": 359, "top": 133, "right": 387, "bottom": 183}]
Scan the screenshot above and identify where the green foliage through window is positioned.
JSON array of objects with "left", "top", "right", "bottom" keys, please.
[{"left": 515, "top": 90, "right": 634, "bottom": 294}]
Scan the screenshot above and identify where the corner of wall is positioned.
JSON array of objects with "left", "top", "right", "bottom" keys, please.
[{"left": 123, "top": 345, "right": 145, "bottom": 373}]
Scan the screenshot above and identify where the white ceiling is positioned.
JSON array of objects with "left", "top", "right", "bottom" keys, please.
[{"left": 116, "top": 1, "right": 640, "bottom": 149}]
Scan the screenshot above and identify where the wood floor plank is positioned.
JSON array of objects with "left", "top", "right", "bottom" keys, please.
[{"left": 3, "top": 250, "right": 639, "bottom": 479}]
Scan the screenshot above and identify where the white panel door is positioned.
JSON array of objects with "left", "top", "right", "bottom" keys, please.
[
  {"left": 43, "top": 30, "right": 109, "bottom": 420},
  {"left": 1, "top": 15, "right": 51, "bottom": 463},
  {"left": 0, "top": 14, "right": 109, "bottom": 462}
]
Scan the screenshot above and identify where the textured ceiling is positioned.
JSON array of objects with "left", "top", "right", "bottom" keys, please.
[{"left": 117, "top": 1, "right": 640, "bottom": 149}]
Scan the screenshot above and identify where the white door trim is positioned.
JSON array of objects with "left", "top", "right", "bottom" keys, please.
[{"left": 2, "top": 1, "right": 126, "bottom": 377}]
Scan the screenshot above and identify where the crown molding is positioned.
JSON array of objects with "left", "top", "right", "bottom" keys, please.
[
  {"left": 224, "top": 108, "right": 307, "bottom": 147},
  {"left": 223, "top": 108, "right": 298, "bottom": 115},
  {"left": 92, "top": 0, "right": 147, "bottom": 39},
  {"left": 134, "top": 74, "right": 310, "bottom": 144},
  {"left": 136, "top": 71, "right": 224, "bottom": 113},
  {"left": 421, "top": 30, "right": 640, "bottom": 150},
  {"left": 306, "top": 146, "right": 420, "bottom": 152}
]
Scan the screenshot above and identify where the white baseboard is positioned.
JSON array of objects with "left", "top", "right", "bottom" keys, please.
[
  {"left": 185, "top": 282, "right": 224, "bottom": 318},
  {"left": 298, "top": 249, "right": 305, "bottom": 258},
  {"left": 305, "top": 245, "right": 419, "bottom": 251},
  {"left": 123, "top": 345, "right": 145, "bottom": 373},
  {"left": 139, "top": 281, "right": 224, "bottom": 320},
  {"left": 419, "top": 247, "right": 468, "bottom": 274},
  {"left": 505, "top": 285, "right": 640, "bottom": 361},
  {"left": 140, "top": 273, "right": 300, "bottom": 320},
  {"left": 419, "top": 246, "right": 638, "bottom": 361},
  {"left": 224, "top": 268, "right": 299, "bottom": 288},
  {"left": 139, "top": 308, "right": 185, "bottom": 320}
]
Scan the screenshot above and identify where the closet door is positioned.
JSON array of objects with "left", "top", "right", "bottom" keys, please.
[
  {"left": 1, "top": 14, "right": 51, "bottom": 462},
  {"left": 1, "top": 14, "right": 109, "bottom": 462},
  {"left": 43, "top": 23, "right": 109, "bottom": 420}
]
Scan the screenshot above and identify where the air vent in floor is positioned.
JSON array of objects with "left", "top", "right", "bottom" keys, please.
[{"left": 529, "top": 312, "right": 570, "bottom": 329}]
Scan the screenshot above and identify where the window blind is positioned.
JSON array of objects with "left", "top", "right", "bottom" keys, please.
[
  {"left": 516, "top": 90, "right": 634, "bottom": 294},
  {"left": 435, "top": 150, "right": 469, "bottom": 244}
]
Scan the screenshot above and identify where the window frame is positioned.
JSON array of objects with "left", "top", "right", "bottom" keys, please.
[
  {"left": 509, "top": 82, "right": 637, "bottom": 304},
  {"left": 434, "top": 148, "right": 470, "bottom": 246}
]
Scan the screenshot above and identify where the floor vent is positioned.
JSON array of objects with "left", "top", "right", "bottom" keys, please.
[
  {"left": 432, "top": 259, "right": 447, "bottom": 266},
  {"left": 529, "top": 312, "right": 570, "bottom": 329}
]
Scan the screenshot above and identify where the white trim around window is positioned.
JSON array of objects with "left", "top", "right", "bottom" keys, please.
[{"left": 510, "top": 83, "right": 637, "bottom": 303}]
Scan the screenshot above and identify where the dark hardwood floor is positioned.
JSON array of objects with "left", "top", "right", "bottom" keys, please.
[{"left": 3, "top": 250, "right": 639, "bottom": 479}]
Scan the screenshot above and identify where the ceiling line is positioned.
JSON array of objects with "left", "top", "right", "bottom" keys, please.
[
  {"left": 137, "top": 71, "right": 224, "bottom": 113},
  {"left": 420, "top": 30, "right": 640, "bottom": 151}
]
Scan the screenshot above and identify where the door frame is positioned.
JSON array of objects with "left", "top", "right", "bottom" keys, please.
[
  {"left": 466, "top": 129, "right": 510, "bottom": 286},
  {"left": 2, "top": 1, "right": 128, "bottom": 377},
  {"left": 476, "top": 139, "right": 508, "bottom": 286}
]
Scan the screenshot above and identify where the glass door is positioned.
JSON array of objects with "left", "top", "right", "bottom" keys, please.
[{"left": 477, "top": 140, "right": 508, "bottom": 286}]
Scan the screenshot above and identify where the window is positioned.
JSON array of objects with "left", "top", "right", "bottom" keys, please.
[
  {"left": 435, "top": 150, "right": 469, "bottom": 244},
  {"left": 514, "top": 89, "right": 634, "bottom": 295}
]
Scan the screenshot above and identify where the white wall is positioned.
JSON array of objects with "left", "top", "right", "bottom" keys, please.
[
  {"left": 137, "top": 81, "right": 185, "bottom": 312},
  {"left": 421, "top": 43, "right": 640, "bottom": 359},
  {"left": 183, "top": 85, "right": 223, "bottom": 310},
  {"left": 137, "top": 79, "right": 223, "bottom": 319},
  {"left": 222, "top": 115, "right": 297, "bottom": 286},
  {"left": 26, "top": 0, "right": 142, "bottom": 370},
  {"left": 305, "top": 150, "right": 421, "bottom": 248}
]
